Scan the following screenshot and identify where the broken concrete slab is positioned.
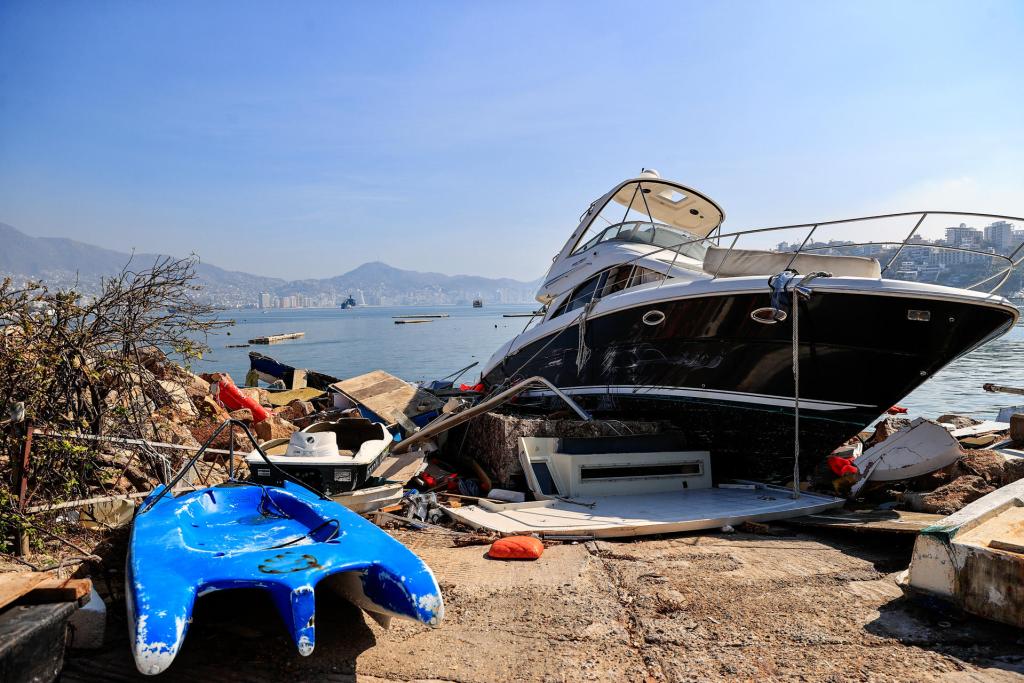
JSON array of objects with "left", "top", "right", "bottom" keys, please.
[{"left": 901, "top": 477, "right": 1024, "bottom": 628}]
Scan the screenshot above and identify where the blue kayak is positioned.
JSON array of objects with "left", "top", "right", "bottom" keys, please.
[{"left": 127, "top": 480, "right": 444, "bottom": 675}]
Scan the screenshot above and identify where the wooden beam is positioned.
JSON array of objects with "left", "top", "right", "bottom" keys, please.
[
  {"left": 17, "top": 577, "right": 92, "bottom": 606},
  {"left": 0, "top": 572, "right": 52, "bottom": 611}
]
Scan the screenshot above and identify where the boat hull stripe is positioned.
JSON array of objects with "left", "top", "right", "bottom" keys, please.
[{"left": 519, "top": 385, "right": 874, "bottom": 411}]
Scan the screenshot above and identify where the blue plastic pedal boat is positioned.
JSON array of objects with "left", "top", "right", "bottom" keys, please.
[{"left": 126, "top": 421, "right": 443, "bottom": 675}]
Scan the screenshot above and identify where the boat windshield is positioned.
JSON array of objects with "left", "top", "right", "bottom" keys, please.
[{"left": 574, "top": 221, "right": 709, "bottom": 261}]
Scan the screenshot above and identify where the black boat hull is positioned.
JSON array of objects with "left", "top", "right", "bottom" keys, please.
[{"left": 483, "top": 290, "right": 1016, "bottom": 482}]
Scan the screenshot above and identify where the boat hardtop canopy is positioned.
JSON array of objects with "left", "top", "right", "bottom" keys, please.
[
  {"left": 607, "top": 170, "right": 725, "bottom": 239},
  {"left": 540, "top": 171, "right": 725, "bottom": 303}
]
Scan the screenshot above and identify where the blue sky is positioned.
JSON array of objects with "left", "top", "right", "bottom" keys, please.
[{"left": 1, "top": 1, "right": 1021, "bottom": 281}]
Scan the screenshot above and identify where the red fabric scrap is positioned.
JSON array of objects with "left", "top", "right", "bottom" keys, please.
[{"left": 827, "top": 455, "right": 859, "bottom": 477}]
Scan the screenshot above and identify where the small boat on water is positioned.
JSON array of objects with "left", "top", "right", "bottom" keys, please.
[
  {"left": 339, "top": 294, "right": 358, "bottom": 309},
  {"left": 128, "top": 472, "right": 443, "bottom": 675},
  {"left": 472, "top": 298, "right": 483, "bottom": 308},
  {"left": 248, "top": 351, "right": 340, "bottom": 390}
]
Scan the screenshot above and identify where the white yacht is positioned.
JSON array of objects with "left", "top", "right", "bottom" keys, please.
[{"left": 481, "top": 170, "right": 1021, "bottom": 481}]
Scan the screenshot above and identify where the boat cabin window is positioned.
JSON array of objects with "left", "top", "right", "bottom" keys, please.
[
  {"left": 574, "top": 221, "right": 709, "bottom": 262},
  {"left": 629, "top": 266, "right": 662, "bottom": 287},
  {"left": 551, "top": 272, "right": 604, "bottom": 319},
  {"left": 599, "top": 265, "right": 633, "bottom": 298},
  {"left": 550, "top": 266, "right": 668, "bottom": 320}
]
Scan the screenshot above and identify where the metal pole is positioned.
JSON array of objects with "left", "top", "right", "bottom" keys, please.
[
  {"left": 784, "top": 225, "right": 818, "bottom": 272},
  {"left": 881, "top": 213, "right": 928, "bottom": 275},
  {"left": 228, "top": 423, "right": 235, "bottom": 480}
]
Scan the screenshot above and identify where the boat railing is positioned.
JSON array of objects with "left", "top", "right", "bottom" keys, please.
[
  {"left": 658, "top": 210, "right": 1024, "bottom": 295},
  {"left": 138, "top": 418, "right": 329, "bottom": 513}
]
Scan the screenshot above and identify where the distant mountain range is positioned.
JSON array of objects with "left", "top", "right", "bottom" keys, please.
[{"left": 0, "top": 222, "right": 540, "bottom": 306}]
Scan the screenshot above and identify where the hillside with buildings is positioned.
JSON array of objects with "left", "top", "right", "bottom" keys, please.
[{"left": 0, "top": 223, "right": 541, "bottom": 307}]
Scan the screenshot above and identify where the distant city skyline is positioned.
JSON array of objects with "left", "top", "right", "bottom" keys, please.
[{"left": 1, "top": 1, "right": 1022, "bottom": 281}]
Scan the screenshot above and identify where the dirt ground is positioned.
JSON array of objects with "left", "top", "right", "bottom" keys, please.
[{"left": 62, "top": 525, "right": 1024, "bottom": 683}]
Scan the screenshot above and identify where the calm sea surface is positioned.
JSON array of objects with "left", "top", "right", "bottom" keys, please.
[{"left": 196, "top": 304, "right": 1024, "bottom": 421}]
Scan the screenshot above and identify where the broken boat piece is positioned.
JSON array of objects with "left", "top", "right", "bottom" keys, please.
[
  {"left": 248, "top": 351, "right": 340, "bottom": 391},
  {"left": 853, "top": 418, "right": 962, "bottom": 484},
  {"left": 442, "top": 435, "right": 843, "bottom": 538},
  {"left": 947, "top": 420, "right": 1009, "bottom": 438},
  {"left": 246, "top": 417, "right": 393, "bottom": 494}
]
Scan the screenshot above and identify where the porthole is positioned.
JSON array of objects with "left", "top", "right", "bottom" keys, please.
[
  {"left": 751, "top": 307, "right": 787, "bottom": 324},
  {"left": 642, "top": 310, "right": 666, "bottom": 326}
]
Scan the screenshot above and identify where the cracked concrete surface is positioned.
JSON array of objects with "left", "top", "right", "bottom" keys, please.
[{"left": 63, "top": 527, "right": 1024, "bottom": 682}]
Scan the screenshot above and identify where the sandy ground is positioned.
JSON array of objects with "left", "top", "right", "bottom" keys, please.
[{"left": 62, "top": 525, "right": 1024, "bottom": 683}]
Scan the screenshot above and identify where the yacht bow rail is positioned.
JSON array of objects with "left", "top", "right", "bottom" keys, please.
[{"left": 697, "top": 210, "right": 1024, "bottom": 294}]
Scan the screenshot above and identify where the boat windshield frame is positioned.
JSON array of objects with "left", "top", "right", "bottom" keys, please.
[{"left": 573, "top": 220, "right": 710, "bottom": 262}]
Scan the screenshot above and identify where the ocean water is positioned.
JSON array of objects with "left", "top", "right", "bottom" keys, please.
[
  {"left": 197, "top": 304, "right": 538, "bottom": 388},
  {"left": 195, "top": 304, "right": 1024, "bottom": 421}
]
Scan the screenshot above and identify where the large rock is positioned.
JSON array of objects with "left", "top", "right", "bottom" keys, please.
[
  {"left": 156, "top": 380, "right": 198, "bottom": 419},
  {"left": 200, "top": 371, "right": 231, "bottom": 385},
  {"left": 867, "top": 416, "right": 912, "bottom": 446},
  {"left": 936, "top": 414, "right": 982, "bottom": 430},
  {"left": 196, "top": 394, "right": 230, "bottom": 423},
  {"left": 172, "top": 370, "right": 211, "bottom": 402},
  {"left": 960, "top": 448, "right": 1024, "bottom": 486},
  {"left": 1010, "top": 413, "right": 1024, "bottom": 445},
  {"left": 254, "top": 415, "right": 298, "bottom": 443},
  {"left": 903, "top": 475, "right": 995, "bottom": 515},
  {"left": 275, "top": 400, "right": 314, "bottom": 422},
  {"left": 911, "top": 448, "right": 1024, "bottom": 491},
  {"left": 147, "top": 415, "right": 201, "bottom": 449},
  {"left": 190, "top": 420, "right": 251, "bottom": 453},
  {"left": 239, "top": 386, "right": 272, "bottom": 407}
]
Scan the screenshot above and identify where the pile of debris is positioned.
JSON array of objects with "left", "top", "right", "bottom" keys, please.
[{"left": 819, "top": 411, "right": 1024, "bottom": 514}]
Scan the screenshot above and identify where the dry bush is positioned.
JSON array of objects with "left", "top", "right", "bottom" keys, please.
[{"left": 0, "top": 255, "right": 230, "bottom": 552}]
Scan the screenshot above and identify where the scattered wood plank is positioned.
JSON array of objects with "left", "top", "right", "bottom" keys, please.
[
  {"left": 0, "top": 573, "right": 52, "bottom": 610},
  {"left": 331, "top": 370, "right": 443, "bottom": 433},
  {"left": 17, "top": 578, "right": 92, "bottom": 606},
  {"left": 990, "top": 538, "right": 1024, "bottom": 554}
]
